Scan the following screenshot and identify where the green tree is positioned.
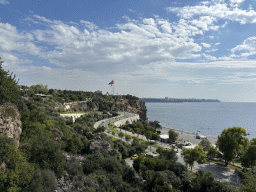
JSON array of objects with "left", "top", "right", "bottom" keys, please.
[
  {"left": 94, "top": 126, "right": 106, "bottom": 133},
  {"left": 161, "top": 149, "right": 178, "bottom": 163},
  {"left": 145, "top": 131, "right": 152, "bottom": 143},
  {"left": 168, "top": 129, "right": 178, "bottom": 142},
  {"left": 0, "top": 136, "right": 35, "bottom": 192},
  {"left": 118, "top": 132, "right": 125, "bottom": 139},
  {"left": 30, "top": 137, "right": 64, "bottom": 177},
  {"left": 182, "top": 146, "right": 206, "bottom": 171},
  {"left": 65, "top": 134, "right": 84, "bottom": 155},
  {"left": 30, "top": 84, "right": 49, "bottom": 95},
  {"left": 198, "top": 139, "right": 212, "bottom": 152},
  {"left": 207, "top": 146, "right": 218, "bottom": 159},
  {"left": 250, "top": 138, "right": 256, "bottom": 145},
  {"left": 0, "top": 57, "right": 21, "bottom": 105},
  {"left": 240, "top": 169, "right": 256, "bottom": 192},
  {"left": 151, "top": 133, "right": 160, "bottom": 142},
  {"left": 125, "top": 135, "right": 132, "bottom": 142},
  {"left": 241, "top": 145, "right": 256, "bottom": 168},
  {"left": 25, "top": 169, "right": 58, "bottom": 192},
  {"left": 216, "top": 127, "right": 248, "bottom": 166}
]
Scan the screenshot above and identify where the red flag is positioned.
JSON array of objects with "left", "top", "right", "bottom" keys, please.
[{"left": 109, "top": 80, "right": 114, "bottom": 86}]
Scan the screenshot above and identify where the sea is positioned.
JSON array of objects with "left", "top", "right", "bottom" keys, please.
[{"left": 145, "top": 102, "right": 256, "bottom": 140}]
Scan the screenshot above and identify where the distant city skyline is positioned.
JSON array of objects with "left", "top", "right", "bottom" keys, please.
[{"left": 1, "top": 0, "right": 256, "bottom": 102}]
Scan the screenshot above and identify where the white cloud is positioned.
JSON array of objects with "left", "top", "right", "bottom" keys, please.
[
  {"left": 167, "top": 1, "right": 256, "bottom": 25},
  {"left": 191, "top": 16, "right": 218, "bottom": 31},
  {"left": 0, "top": 15, "right": 204, "bottom": 74},
  {"left": 33, "top": 15, "right": 52, "bottom": 23},
  {"left": 204, "top": 54, "right": 216, "bottom": 60},
  {"left": 157, "top": 19, "right": 173, "bottom": 34},
  {"left": 231, "top": 36, "right": 256, "bottom": 57},
  {"left": 206, "top": 49, "right": 218, "bottom": 52},
  {"left": 0, "top": 0, "right": 9, "bottom": 5},
  {"left": 230, "top": 0, "right": 245, "bottom": 4},
  {"left": 80, "top": 20, "right": 98, "bottom": 30},
  {"left": 0, "top": 23, "right": 43, "bottom": 55},
  {"left": 215, "top": 42, "right": 220, "bottom": 45},
  {"left": 128, "top": 9, "right": 135, "bottom": 12},
  {"left": 201, "top": 43, "right": 211, "bottom": 48}
]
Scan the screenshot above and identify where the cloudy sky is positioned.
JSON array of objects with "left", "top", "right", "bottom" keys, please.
[{"left": 1, "top": 0, "right": 256, "bottom": 102}]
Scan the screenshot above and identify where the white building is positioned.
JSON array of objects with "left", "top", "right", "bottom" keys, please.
[{"left": 160, "top": 134, "right": 169, "bottom": 143}]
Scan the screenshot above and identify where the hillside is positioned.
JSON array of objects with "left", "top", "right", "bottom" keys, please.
[{"left": 0, "top": 57, "right": 253, "bottom": 192}]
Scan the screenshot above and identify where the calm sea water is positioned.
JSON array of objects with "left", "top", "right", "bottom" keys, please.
[{"left": 145, "top": 102, "right": 256, "bottom": 140}]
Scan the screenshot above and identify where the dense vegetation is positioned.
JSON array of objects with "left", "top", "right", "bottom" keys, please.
[
  {"left": 1, "top": 57, "right": 256, "bottom": 191},
  {"left": 118, "top": 120, "right": 161, "bottom": 142}
]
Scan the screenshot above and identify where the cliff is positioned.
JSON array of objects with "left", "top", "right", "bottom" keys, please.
[
  {"left": 116, "top": 98, "right": 147, "bottom": 121},
  {"left": 56, "top": 96, "right": 148, "bottom": 121},
  {"left": 0, "top": 103, "right": 22, "bottom": 148}
]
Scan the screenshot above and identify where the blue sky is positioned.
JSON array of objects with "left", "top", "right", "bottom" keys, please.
[{"left": 1, "top": 0, "right": 256, "bottom": 102}]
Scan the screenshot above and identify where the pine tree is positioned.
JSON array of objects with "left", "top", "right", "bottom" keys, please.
[{"left": 0, "top": 57, "right": 21, "bottom": 105}]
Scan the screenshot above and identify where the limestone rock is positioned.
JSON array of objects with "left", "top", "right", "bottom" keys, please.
[
  {"left": 0, "top": 162, "right": 7, "bottom": 171},
  {"left": 0, "top": 103, "right": 22, "bottom": 148},
  {"left": 89, "top": 134, "right": 118, "bottom": 156}
]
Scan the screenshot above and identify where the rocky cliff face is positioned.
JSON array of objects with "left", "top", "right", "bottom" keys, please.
[
  {"left": 0, "top": 103, "right": 22, "bottom": 148},
  {"left": 117, "top": 98, "right": 147, "bottom": 121}
]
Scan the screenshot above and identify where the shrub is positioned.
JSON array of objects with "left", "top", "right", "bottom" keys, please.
[
  {"left": 30, "top": 136, "right": 64, "bottom": 177},
  {"left": 65, "top": 134, "right": 84, "bottom": 154},
  {"left": 1, "top": 106, "right": 17, "bottom": 118},
  {"left": 64, "top": 161, "right": 83, "bottom": 176},
  {"left": 94, "top": 126, "right": 106, "bottom": 133},
  {"left": 25, "top": 169, "right": 57, "bottom": 192},
  {"left": 161, "top": 149, "right": 178, "bottom": 163},
  {"left": 0, "top": 136, "right": 35, "bottom": 192}
]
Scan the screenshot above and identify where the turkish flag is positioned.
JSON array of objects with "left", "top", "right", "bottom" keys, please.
[{"left": 109, "top": 80, "right": 114, "bottom": 85}]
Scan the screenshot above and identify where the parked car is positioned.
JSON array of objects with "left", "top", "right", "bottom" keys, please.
[{"left": 131, "top": 154, "right": 138, "bottom": 159}]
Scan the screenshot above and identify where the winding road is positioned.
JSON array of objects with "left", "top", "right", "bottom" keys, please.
[{"left": 94, "top": 111, "right": 241, "bottom": 187}]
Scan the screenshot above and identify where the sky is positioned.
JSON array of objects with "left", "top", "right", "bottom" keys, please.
[{"left": 1, "top": 0, "right": 256, "bottom": 102}]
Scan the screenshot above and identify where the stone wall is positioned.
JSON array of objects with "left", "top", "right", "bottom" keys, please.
[
  {"left": 60, "top": 113, "right": 86, "bottom": 122},
  {"left": 94, "top": 119, "right": 106, "bottom": 129},
  {"left": 113, "top": 114, "right": 140, "bottom": 127}
]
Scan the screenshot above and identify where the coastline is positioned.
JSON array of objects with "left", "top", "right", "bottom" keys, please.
[{"left": 160, "top": 126, "right": 217, "bottom": 146}]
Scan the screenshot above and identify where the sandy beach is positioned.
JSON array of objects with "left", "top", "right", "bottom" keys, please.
[{"left": 160, "top": 127, "right": 217, "bottom": 146}]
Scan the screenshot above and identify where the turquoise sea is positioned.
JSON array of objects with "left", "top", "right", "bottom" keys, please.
[{"left": 145, "top": 102, "right": 256, "bottom": 140}]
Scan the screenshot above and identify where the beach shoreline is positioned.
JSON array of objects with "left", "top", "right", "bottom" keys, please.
[{"left": 160, "top": 126, "right": 217, "bottom": 146}]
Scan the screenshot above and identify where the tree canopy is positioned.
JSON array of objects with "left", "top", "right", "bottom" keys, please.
[
  {"left": 241, "top": 145, "right": 256, "bottom": 168},
  {"left": 0, "top": 57, "right": 21, "bottom": 105},
  {"left": 198, "top": 139, "right": 212, "bottom": 152},
  {"left": 0, "top": 136, "right": 35, "bottom": 191},
  {"left": 168, "top": 129, "right": 178, "bottom": 142},
  {"left": 216, "top": 126, "right": 248, "bottom": 166},
  {"left": 182, "top": 146, "right": 206, "bottom": 171}
]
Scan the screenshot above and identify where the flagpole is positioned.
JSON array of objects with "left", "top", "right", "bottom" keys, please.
[{"left": 113, "top": 81, "right": 114, "bottom": 95}]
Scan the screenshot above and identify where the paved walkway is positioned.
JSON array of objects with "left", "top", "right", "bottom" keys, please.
[{"left": 94, "top": 112, "right": 241, "bottom": 187}]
